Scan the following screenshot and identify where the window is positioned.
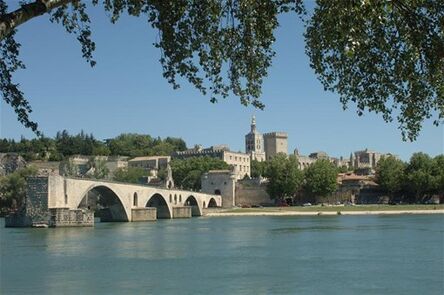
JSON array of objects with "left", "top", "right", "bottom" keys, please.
[
  {"left": 169, "top": 194, "right": 172, "bottom": 203},
  {"left": 174, "top": 194, "right": 177, "bottom": 204},
  {"left": 133, "top": 192, "right": 138, "bottom": 207},
  {"left": 179, "top": 195, "right": 182, "bottom": 202},
  {"left": 65, "top": 194, "right": 68, "bottom": 205}
]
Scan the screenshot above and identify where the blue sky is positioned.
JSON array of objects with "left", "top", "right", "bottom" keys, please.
[{"left": 1, "top": 2, "right": 442, "bottom": 161}]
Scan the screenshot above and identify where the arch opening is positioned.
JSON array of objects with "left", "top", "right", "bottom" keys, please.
[
  {"left": 78, "top": 186, "right": 128, "bottom": 222},
  {"left": 146, "top": 193, "right": 171, "bottom": 219},
  {"left": 133, "top": 192, "right": 138, "bottom": 207},
  {"left": 208, "top": 198, "right": 218, "bottom": 208},
  {"left": 184, "top": 195, "right": 201, "bottom": 216}
]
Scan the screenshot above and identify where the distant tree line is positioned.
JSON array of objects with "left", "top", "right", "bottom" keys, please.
[
  {"left": 0, "top": 131, "right": 187, "bottom": 161},
  {"left": 252, "top": 152, "right": 444, "bottom": 205},
  {"left": 375, "top": 153, "right": 444, "bottom": 203}
]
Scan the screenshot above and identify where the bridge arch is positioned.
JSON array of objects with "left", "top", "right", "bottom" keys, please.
[
  {"left": 146, "top": 193, "right": 172, "bottom": 219},
  {"left": 208, "top": 197, "right": 218, "bottom": 208},
  {"left": 77, "top": 184, "right": 129, "bottom": 222},
  {"left": 184, "top": 195, "right": 202, "bottom": 216}
]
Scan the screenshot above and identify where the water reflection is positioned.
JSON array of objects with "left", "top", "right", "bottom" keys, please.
[{"left": 1, "top": 215, "right": 443, "bottom": 295}]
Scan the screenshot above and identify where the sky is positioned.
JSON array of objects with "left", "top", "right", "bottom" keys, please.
[{"left": 1, "top": 2, "right": 443, "bottom": 161}]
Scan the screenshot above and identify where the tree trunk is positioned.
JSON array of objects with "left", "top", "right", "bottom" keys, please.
[{"left": 0, "top": 0, "right": 73, "bottom": 40}]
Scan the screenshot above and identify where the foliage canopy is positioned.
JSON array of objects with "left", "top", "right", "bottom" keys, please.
[
  {"left": 170, "top": 156, "right": 229, "bottom": 191},
  {"left": 0, "top": 130, "right": 187, "bottom": 160},
  {"left": 375, "top": 156, "right": 406, "bottom": 196},
  {"left": 264, "top": 154, "right": 303, "bottom": 200},
  {"left": 0, "top": 165, "right": 37, "bottom": 209},
  {"left": 303, "top": 159, "right": 337, "bottom": 199},
  {"left": 1, "top": 0, "right": 442, "bottom": 140}
]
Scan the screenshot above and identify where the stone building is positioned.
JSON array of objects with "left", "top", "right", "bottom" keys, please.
[
  {"left": 263, "top": 132, "right": 288, "bottom": 160},
  {"left": 245, "top": 116, "right": 266, "bottom": 162},
  {"left": 293, "top": 149, "right": 317, "bottom": 169},
  {"left": 294, "top": 149, "right": 351, "bottom": 170},
  {"left": 350, "top": 149, "right": 397, "bottom": 174},
  {"left": 128, "top": 156, "right": 170, "bottom": 177},
  {"left": 201, "top": 170, "right": 237, "bottom": 208},
  {"left": 105, "top": 156, "right": 129, "bottom": 174},
  {"left": 201, "top": 170, "right": 272, "bottom": 208},
  {"left": 331, "top": 156, "right": 350, "bottom": 169},
  {"left": 172, "top": 145, "right": 250, "bottom": 179},
  {"left": 336, "top": 173, "right": 383, "bottom": 204}
]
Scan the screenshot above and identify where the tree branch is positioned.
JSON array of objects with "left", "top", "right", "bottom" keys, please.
[{"left": 0, "top": 0, "right": 73, "bottom": 40}]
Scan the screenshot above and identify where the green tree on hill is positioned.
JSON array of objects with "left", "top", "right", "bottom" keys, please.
[
  {"left": 170, "top": 157, "right": 229, "bottom": 191},
  {"left": 107, "top": 133, "right": 186, "bottom": 157},
  {"left": 0, "top": 131, "right": 188, "bottom": 160},
  {"left": 113, "top": 167, "right": 146, "bottom": 184},
  {"left": 90, "top": 158, "right": 109, "bottom": 179}
]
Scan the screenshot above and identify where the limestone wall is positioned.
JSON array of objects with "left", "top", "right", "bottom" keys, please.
[
  {"left": 201, "top": 171, "right": 235, "bottom": 208},
  {"left": 48, "top": 174, "right": 65, "bottom": 208},
  {"left": 235, "top": 180, "right": 273, "bottom": 206}
]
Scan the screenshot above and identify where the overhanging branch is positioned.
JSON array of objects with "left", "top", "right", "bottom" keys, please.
[{"left": 0, "top": 0, "right": 73, "bottom": 40}]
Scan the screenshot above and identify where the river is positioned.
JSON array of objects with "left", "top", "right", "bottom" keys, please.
[{"left": 1, "top": 215, "right": 443, "bottom": 294}]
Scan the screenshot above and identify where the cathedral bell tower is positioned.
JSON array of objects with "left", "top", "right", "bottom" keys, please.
[{"left": 245, "top": 116, "right": 266, "bottom": 162}]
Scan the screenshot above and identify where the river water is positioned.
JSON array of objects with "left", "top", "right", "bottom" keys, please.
[{"left": 1, "top": 215, "right": 443, "bottom": 294}]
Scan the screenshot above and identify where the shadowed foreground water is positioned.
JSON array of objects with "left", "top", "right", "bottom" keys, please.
[{"left": 1, "top": 215, "right": 443, "bottom": 295}]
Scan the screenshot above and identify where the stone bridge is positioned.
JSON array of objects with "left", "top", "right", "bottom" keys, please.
[{"left": 6, "top": 175, "right": 221, "bottom": 227}]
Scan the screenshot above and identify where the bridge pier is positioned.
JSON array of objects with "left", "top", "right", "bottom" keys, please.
[
  {"left": 131, "top": 208, "right": 156, "bottom": 221},
  {"left": 152, "top": 206, "right": 171, "bottom": 219},
  {"left": 172, "top": 206, "right": 192, "bottom": 218},
  {"left": 49, "top": 208, "right": 94, "bottom": 227}
]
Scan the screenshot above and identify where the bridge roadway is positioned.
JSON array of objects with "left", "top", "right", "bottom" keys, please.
[{"left": 44, "top": 175, "right": 221, "bottom": 222}]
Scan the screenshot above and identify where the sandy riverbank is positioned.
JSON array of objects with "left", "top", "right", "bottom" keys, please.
[{"left": 204, "top": 209, "right": 444, "bottom": 217}]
